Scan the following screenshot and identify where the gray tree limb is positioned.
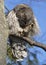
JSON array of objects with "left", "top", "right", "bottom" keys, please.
[
  {"left": 0, "top": 0, "right": 8, "bottom": 65},
  {"left": 9, "top": 34, "right": 46, "bottom": 51}
]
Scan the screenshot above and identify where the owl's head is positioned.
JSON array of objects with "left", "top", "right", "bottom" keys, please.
[{"left": 13, "top": 4, "right": 40, "bottom": 37}]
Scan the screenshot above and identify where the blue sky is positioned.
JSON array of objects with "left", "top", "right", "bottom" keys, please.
[{"left": 4, "top": 0, "right": 46, "bottom": 64}]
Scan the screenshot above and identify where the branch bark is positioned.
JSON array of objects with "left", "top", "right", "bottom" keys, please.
[{"left": 9, "top": 34, "right": 46, "bottom": 51}]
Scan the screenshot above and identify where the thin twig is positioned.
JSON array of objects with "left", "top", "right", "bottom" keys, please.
[{"left": 4, "top": 5, "right": 10, "bottom": 12}]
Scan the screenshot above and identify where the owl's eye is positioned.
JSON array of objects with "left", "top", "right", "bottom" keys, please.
[{"left": 31, "top": 23, "right": 34, "bottom": 27}]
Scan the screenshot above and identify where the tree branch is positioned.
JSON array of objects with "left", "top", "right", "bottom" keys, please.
[{"left": 9, "top": 34, "right": 46, "bottom": 51}]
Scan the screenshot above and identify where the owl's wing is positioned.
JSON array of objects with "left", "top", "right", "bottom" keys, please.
[{"left": 6, "top": 10, "right": 23, "bottom": 35}]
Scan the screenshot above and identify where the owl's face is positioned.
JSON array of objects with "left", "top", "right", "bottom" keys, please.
[{"left": 14, "top": 4, "right": 33, "bottom": 29}]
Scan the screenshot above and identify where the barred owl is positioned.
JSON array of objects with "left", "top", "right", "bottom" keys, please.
[{"left": 7, "top": 4, "right": 40, "bottom": 61}]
